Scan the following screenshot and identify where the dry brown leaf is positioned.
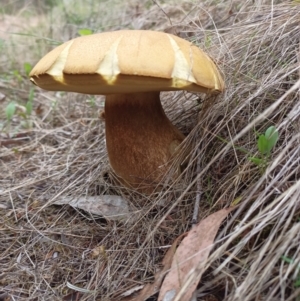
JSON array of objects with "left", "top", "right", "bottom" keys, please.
[
  {"left": 121, "top": 233, "right": 186, "bottom": 301},
  {"left": 53, "top": 195, "right": 131, "bottom": 221},
  {"left": 158, "top": 207, "right": 234, "bottom": 301}
]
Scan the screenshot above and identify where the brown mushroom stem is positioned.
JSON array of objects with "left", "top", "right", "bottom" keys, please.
[{"left": 105, "top": 92, "right": 185, "bottom": 191}]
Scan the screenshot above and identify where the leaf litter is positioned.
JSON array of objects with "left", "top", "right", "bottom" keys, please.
[
  {"left": 158, "top": 207, "right": 235, "bottom": 301},
  {"left": 53, "top": 194, "right": 133, "bottom": 221},
  {"left": 0, "top": 1, "right": 299, "bottom": 300},
  {"left": 122, "top": 207, "right": 234, "bottom": 301}
]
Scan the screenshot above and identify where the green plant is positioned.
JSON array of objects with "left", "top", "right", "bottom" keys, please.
[
  {"left": 4, "top": 101, "right": 16, "bottom": 132},
  {"left": 249, "top": 126, "right": 279, "bottom": 171},
  {"left": 3, "top": 88, "right": 35, "bottom": 131},
  {"left": 21, "top": 88, "right": 34, "bottom": 129},
  {"left": 0, "top": 38, "right": 5, "bottom": 52},
  {"left": 204, "top": 34, "right": 212, "bottom": 48},
  {"left": 281, "top": 256, "right": 300, "bottom": 290},
  {"left": 12, "top": 69, "right": 23, "bottom": 82},
  {"left": 78, "top": 28, "right": 93, "bottom": 36},
  {"left": 5, "top": 102, "right": 16, "bottom": 121},
  {"left": 23, "top": 62, "right": 32, "bottom": 76}
]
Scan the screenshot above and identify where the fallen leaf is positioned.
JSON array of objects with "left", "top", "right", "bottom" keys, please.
[
  {"left": 53, "top": 195, "right": 131, "bottom": 221},
  {"left": 121, "top": 233, "right": 186, "bottom": 301},
  {"left": 158, "top": 207, "right": 235, "bottom": 301}
]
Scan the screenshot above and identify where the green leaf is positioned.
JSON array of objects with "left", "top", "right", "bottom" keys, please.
[
  {"left": 265, "top": 126, "right": 279, "bottom": 150},
  {"left": 24, "top": 62, "right": 32, "bottom": 76},
  {"left": 204, "top": 34, "right": 212, "bottom": 48},
  {"left": 26, "top": 101, "right": 33, "bottom": 116},
  {"left": 21, "top": 119, "right": 33, "bottom": 129},
  {"left": 249, "top": 157, "right": 263, "bottom": 166},
  {"left": 28, "top": 88, "right": 34, "bottom": 102},
  {"left": 294, "top": 278, "right": 300, "bottom": 287},
  {"left": 281, "top": 256, "right": 293, "bottom": 264},
  {"left": 78, "top": 28, "right": 93, "bottom": 36},
  {"left": 13, "top": 69, "right": 22, "bottom": 81},
  {"left": 257, "top": 135, "right": 268, "bottom": 155},
  {"left": 5, "top": 102, "right": 16, "bottom": 120}
]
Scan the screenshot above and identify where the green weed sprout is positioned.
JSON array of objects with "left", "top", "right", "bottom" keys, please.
[
  {"left": 20, "top": 88, "right": 34, "bottom": 129},
  {"left": 23, "top": 62, "right": 33, "bottom": 77},
  {"left": 5, "top": 102, "right": 16, "bottom": 121},
  {"left": 281, "top": 256, "right": 300, "bottom": 289},
  {"left": 249, "top": 126, "right": 279, "bottom": 170},
  {"left": 4, "top": 88, "right": 35, "bottom": 131},
  {"left": 78, "top": 28, "right": 93, "bottom": 36}
]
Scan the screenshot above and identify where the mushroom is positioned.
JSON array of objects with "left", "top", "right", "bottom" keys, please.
[{"left": 30, "top": 30, "right": 224, "bottom": 193}]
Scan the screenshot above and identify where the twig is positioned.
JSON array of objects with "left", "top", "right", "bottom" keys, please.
[
  {"left": 0, "top": 138, "right": 29, "bottom": 146},
  {"left": 192, "top": 146, "right": 202, "bottom": 225},
  {"left": 152, "top": 0, "right": 172, "bottom": 26}
]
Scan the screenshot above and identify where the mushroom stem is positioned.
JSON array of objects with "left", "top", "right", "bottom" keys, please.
[{"left": 105, "top": 92, "right": 185, "bottom": 191}]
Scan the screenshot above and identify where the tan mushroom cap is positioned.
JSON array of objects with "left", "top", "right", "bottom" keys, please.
[{"left": 30, "top": 30, "right": 224, "bottom": 95}]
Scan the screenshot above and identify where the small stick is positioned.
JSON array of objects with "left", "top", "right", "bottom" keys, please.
[
  {"left": 152, "top": 0, "right": 173, "bottom": 26},
  {"left": 192, "top": 147, "right": 202, "bottom": 225},
  {"left": 0, "top": 138, "right": 28, "bottom": 146}
]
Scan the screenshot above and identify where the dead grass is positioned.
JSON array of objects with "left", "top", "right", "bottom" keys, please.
[{"left": 0, "top": 0, "right": 300, "bottom": 300}]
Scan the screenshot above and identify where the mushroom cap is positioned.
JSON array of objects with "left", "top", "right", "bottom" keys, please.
[{"left": 30, "top": 30, "right": 224, "bottom": 94}]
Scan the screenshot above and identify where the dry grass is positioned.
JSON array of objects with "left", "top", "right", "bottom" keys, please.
[{"left": 0, "top": 0, "right": 300, "bottom": 300}]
